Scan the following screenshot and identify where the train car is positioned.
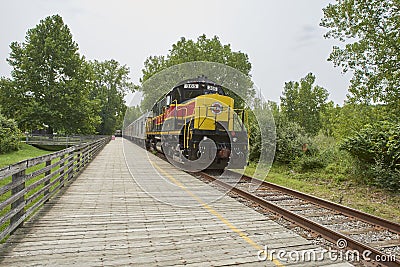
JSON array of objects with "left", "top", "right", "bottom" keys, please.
[
  {"left": 124, "top": 112, "right": 152, "bottom": 147},
  {"left": 124, "top": 76, "right": 248, "bottom": 170}
]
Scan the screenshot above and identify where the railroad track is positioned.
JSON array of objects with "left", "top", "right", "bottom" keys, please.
[
  {"left": 196, "top": 170, "right": 400, "bottom": 267},
  {"left": 149, "top": 148, "right": 399, "bottom": 266}
]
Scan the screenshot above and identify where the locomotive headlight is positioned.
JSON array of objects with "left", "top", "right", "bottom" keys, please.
[{"left": 232, "top": 137, "right": 238, "bottom": 143}]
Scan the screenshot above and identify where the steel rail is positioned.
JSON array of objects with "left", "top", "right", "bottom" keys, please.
[
  {"left": 235, "top": 173, "right": 400, "bottom": 234},
  {"left": 200, "top": 171, "right": 400, "bottom": 267}
]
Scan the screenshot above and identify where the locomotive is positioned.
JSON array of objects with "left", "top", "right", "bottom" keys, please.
[{"left": 124, "top": 76, "right": 248, "bottom": 170}]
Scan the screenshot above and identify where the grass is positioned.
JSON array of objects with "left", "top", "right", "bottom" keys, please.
[
  {"left": 0, "top": 143, "right": 51, "bottom": 168},
  {"left": 0, "top": 143, "right": 65, "bottom": 242},
  {"left": 244, "top": 163, "right": 400, "bottom": 224}
]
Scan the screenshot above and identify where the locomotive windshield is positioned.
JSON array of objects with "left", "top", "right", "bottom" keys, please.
[{"left": 182, "top": 83, "right": 225, "bottom": 100}]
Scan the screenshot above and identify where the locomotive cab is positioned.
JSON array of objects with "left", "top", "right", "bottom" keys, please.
[
  {"left": 163, "top": 78, "right": 226, "bottom": 107},
  {"left": 146, "top": 76, "right": 248, "bottom": 170}
]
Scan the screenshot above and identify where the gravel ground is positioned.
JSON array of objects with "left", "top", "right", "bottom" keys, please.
[
  {"left": 312, "top": 214, "right": 348, "bottom": 224},
  {"left": 294, "top": 207, "right": 329, "bottom": 215},
  {"left": 330, "top": 220, "right": 373, "bottom": 231},
  {"left": 381, "top": 245, "right": 400, "bottom": 258},
  {"left": 350, "top": 229, "right": 399, "bottom": 243}
]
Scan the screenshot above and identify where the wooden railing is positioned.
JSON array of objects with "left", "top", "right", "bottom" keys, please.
[
  {"left": 0, "top": 136, "right": 111, "bottom": 241},
  {"left": 25, "top": 134, "right": 107, "bottom": 147}
]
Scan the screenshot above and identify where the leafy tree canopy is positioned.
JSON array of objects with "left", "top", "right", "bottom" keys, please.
[
  {"left": 321, "top": 0, "right": 400, "bottom": 110},
  {"left": 89, "top": 59, "right": 134, "bottom": 135},
  {"left": 140, "top": 35, "right": 254, "bottom": 110},
  {"left": 1, "top": 14, "right": 99, "bottom": 134},
  {"left": 280, "top": 73, "right": 329, "bottom": 135}
]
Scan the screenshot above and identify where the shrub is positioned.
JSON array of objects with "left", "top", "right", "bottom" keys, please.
[
  {"left": 370, "top": 158, "right": 400, "bottom": 190},
  {"left": 275, "top": 121, "right": 310, "bottom": 163},
  {"left": 295, "top": 154, "right": 327, "bottom": 171},
  {"left": 0, "top": 113, "right": 21, "bottom": 154},
  {"left": 340, "top": 121, "right": 400, "bottom": 191}
]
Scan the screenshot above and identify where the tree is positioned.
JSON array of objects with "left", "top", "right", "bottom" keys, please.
[
  {"left": 0, "top": 77, "right": 38, "bottom": 131},
  {"left": 140, "top": 35, "right": 254, "bottom": 110},
  {"left": 321, "top": 0, "right": 400, "bottom": 110},
  {"left": 280, "top": 73, "right": 329, "bottom": 135},
  {"left": 89, "top": 60, "right": 134, "bottom": 135},
  {"left": 319, "top": 102, "right": 397, "bottom": 139},
  {"left": 0, "top": 112, "right": 21, "bottom": 154},
  {"left": 319, "top": 101, "right": 338, "bottom": 137},
  {"left": 1, "top": 14, "right": 99, "bottom": 134}
]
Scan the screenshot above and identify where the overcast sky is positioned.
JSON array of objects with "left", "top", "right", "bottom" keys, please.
[{"left": 0, "top": 0, "right": 351, "bottom": 105}]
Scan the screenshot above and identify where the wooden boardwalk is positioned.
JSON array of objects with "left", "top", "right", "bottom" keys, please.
[{"left": 0, "top": 138, "right": 353, "bottom": 266}]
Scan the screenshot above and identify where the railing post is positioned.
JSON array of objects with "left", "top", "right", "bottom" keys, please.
[
  {"left": 76, "top": 147, "right": 81, "bottom": 172},
  {"left": 90, "top": 144, "right": 94, "bottom": 159},
  {"left": 43, "top": 160, "right": 51, "bottom": 202},
  {"left": 82, "top": 145, "right": 88, "bottom": 167},
  {"left": 10, "top": 169, "right": 26, "bottom": 233},
  {"left": 88, "top": 143, "right": 93, "bottom": 162},
  {"left": 94, "top": 140, "right": 100, "bottom": 156},
  {"left": 59, "top": 154, "right": 65, "bottom": 187},
  {"left": 67, "top": 151, "right": 75, "bottom": 181}
]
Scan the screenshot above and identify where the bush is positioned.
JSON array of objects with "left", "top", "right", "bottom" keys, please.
[
  {"left": 370, "top": 159, "right": 400, "bottom": 190},
  {"left": 340, "top": 121, "right": 400, "bottom": 191},
  {"left": 294, "top": 154, "right": 327, "bottom": 171},
  {"left": 275, "top": 121, "right": 310, "bottom": 163},
  {"left": 0, "top": 113, "right": 21, "bottom": 154}
]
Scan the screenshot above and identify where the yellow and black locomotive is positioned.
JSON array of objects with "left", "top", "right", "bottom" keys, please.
[{"left": 125, "top": 76, "right": 248, "bottom": 170}]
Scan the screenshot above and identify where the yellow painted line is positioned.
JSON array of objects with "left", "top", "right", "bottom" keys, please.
[{"left": 151, "top": 161, "right": 285, "bottom": 267}]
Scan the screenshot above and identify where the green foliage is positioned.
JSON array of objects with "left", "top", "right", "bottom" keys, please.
[
  {"left": 319, "top": 101, "right": 339, "bottom": 137},
  {"left": 280, "top": 73, "right": 329, "bottom": 135},
  {"left": 123, "top": 105, "right": 143, "bottom": 128},
  {"left": 341, "top": 121, "right": 400, "bottom": 166},
  {"left": 1, "top": 15, "right": 100, "bottom": 134},
  {"left": 140, "top": 34, "right": 254, "bottom": 110},
  {"left": 295, "top": 155, "right": 327, "bottom": 172},
  {"left": 142, "top": 35, "right": 251, "bottom": 82},
  {"left": 321, "top": 0, "right": 400, "bottom": 110},
  {"left": 275, "top": 120, "right": 310, "bottom": 164},
  {"left": 89, "top": 60, "right": 134, "bottom": 135},
  {"left": 294, "top": 134, "right": 341, "bottom": 172},
  {"left": 320, "top": 102, "right": 397, "bottom": 139},
  {"left": 341, "top": 121, "right": 400, "bottom": 190},
  {"left": 320, "top": 103, "right": 365, "bottom": 139},
  {"left": 369, "top": 159, "right": 400, "bottom": 190},
  {"left": 0, "top": 113, "right": 21, "bottom": 154},
  {"left": 247, "top": 101, "right": 276, "bottom": 163},
  {"left": 247, "top": 109, "right": 261, "bottom": 162}
]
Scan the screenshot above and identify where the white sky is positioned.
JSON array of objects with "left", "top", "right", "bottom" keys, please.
[{"left": 0, "top": 0, "right": 351, "bottom": 105}]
